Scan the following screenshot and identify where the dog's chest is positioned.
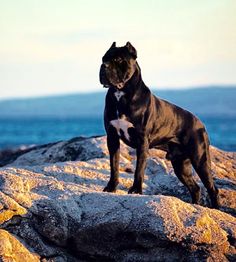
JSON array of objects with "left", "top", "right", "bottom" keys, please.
[
  {"left": 110, "top": 90, "right": 134, "bottom": 141},
  {"left": 113, "top": 90, "right": 128, "bottom": 117}
]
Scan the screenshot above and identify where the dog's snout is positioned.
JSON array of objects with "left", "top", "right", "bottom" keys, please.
[{"left": 99, "top": 64, "right": 110, "bottom": 87}]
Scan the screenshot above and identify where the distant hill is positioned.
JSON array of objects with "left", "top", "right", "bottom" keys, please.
[{"left": 0, "top": 87, "right": 235, "bottom": 118}]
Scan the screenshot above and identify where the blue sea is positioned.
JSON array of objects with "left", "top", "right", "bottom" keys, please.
[
  {"left": 0, "top": 117, "right": 104, "bottom": 149},
  {"left": 0, "top": 115, "right": 235, "bottom": 152},
  {"left": 0, "top": 88, "right": 235, "bottom": 152}
]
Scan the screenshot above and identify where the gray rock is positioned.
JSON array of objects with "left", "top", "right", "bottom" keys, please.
[{"left": 0, "top": 136, "right": 235, "bottom": 261}]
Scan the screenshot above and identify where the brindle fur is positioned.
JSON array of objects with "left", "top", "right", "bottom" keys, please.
[{"left": 100, "top": 42, "right": 220, "bottom": 208}]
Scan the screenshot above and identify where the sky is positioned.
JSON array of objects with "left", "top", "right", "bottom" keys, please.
[{"left": 0, "top": 0, "right": 236, "bottom": 99}]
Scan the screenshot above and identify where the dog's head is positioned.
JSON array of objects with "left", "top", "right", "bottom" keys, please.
[{"left": 99, "top": 42, "right": 137, "bottom": 89}]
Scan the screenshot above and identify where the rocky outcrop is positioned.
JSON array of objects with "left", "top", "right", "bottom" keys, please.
[
  {"left": 0, "top": 229, "right": 39, "bottom": 261},
  {"left": 0, "top": 136, "right": 235, "bottom": 261}
]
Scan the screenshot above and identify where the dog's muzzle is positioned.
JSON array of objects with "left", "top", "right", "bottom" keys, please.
[{"left": 99, "top": 64, "right": 110, "bottom": 88}]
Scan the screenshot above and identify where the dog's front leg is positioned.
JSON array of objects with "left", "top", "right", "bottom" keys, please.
[
  {"left": 128, "top": 138, "right": 148, "bottom": 194},
  {"left": 103, "top": 125, "right": 120, "bottom": 192}
]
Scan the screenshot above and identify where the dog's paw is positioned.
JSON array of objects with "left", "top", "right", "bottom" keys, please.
[
  {"left": 210, "top": 189, "right": 221, "bottom": 209},
  {"left": 103, "top": 181, "right": 118, "bottom": 193},
  {"left": 103, "top": 186, "right": 116, "bottom": 193},
  {"left": 128, "top": 185, "right": 142, "bottom": 194}
]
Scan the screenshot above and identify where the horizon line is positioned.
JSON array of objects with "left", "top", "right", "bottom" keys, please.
[{"left": 0, "top": 84, "right": 236, "bottom": 102}]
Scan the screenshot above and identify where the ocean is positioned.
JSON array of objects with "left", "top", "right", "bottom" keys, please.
[
  {"left": 0, "top": 87, "right": 235, "bottom": 152},
  {"left": 0, "top": 115, "right": 235, "bottom": 152}
]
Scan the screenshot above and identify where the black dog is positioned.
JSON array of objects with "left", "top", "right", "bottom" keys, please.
[{"left": 100, "top": 42, "right": 220, "bottom": 208}]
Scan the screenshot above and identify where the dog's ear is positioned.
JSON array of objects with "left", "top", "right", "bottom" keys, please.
[
  {"left": 109, "top": 42, "right": 116, "bottom": 49},
  {"left": 125, "top": 42, "right": 137, "bottom": 59}
]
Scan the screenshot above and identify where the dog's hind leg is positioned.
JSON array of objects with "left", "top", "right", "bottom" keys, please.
[
  {"left": 190, "top": 151, "right": 220, "bottom": 209},
  {"left": 171, "top": 157, "right": 201, "bottom": 205},
  {"left": 104, "top": 125, "right": 120, "bottom": 192},
  {"left": 189, "top": 130, "right": 220, "bottom": 209}
]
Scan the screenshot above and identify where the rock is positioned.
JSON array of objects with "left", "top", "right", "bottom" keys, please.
[
  {"left": 0, "top": 192, "right": 27, "bottom": 224},
  {"left": 73, "top": 193, "right": 236, "bottom": 261},
  {"left": 0, "top": 145, "right": 36, "bottom": 167},
  {"left": 4, "top": 136, "right": 133, "bottom": 167},
  {"left": 0, "top": 136, "right": 235, "bottom": 261},
  {"left": 0, "top": 229, "right": 39, "bottom": 261}
]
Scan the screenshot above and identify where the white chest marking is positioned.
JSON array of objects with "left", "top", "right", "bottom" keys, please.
[
  {"left": 110, "top": 118, "right": 134, "bottom": 141},
  {"left": 114, "top": 90, "right": 125, "bottom": 101}
]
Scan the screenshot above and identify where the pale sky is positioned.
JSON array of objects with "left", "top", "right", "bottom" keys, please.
[{"left": 0, "top": 0, "right": 236, "bottom": 99}]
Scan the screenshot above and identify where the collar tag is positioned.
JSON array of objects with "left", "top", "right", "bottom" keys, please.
[{"left": 114, "top": 90, "right": 125, "bottom": 101}]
